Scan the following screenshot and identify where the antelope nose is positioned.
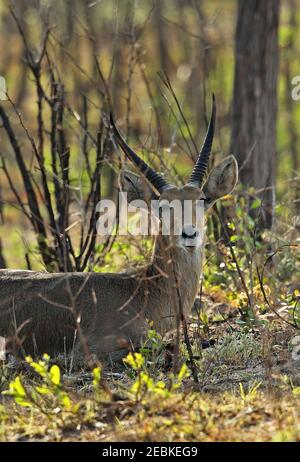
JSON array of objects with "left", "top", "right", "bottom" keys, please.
[{"left": 182, "top": 225, "right": 198, "bottom": 239}]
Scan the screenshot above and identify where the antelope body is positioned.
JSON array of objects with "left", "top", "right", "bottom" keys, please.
[{"left": 0, "top": 98, "right": 238, "bottom": 363}]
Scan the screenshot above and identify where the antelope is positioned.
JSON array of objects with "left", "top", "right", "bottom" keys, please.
[{"left": 0, "top": 97, "right": 238, "bottom": 364}]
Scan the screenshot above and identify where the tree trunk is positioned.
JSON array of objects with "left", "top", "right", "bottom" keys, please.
[
  {"left": 0, "top": 239, "right": 6, "bottom": 269},
  {"left": 230, "top": 0, "right": 280, "bottom": 229},
  {"left": 283, "top": 0, "right": 299, "bottom": 215}
]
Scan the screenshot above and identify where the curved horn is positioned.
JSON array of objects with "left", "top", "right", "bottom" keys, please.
[
  {"left": 110, "top": 113, "right": 171, "bottom": 194},
  {"left": 188, "top": 94, "right": 216, "bottom": 187}
]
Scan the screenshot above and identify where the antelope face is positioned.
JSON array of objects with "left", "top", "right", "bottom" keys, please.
[
  {"left": 158, "top": 185, "right": 206, "bottom": 249},
  {"left": 156, "top": 155, "right": 237, "bottom": 249},
  {"left": 111, "top": 95, "right": 238, "bottom": 250}
]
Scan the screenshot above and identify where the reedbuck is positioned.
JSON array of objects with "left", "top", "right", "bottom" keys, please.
[{"left": 0, "top": 97, "right": 238, "bottom": 363}]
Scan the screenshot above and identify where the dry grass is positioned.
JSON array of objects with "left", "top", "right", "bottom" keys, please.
[
  {"left": 1, "top": 382, "right": 300, "bottom": 442},
  {"left": 1, "top": 308, "right": 300, "bottom": 442}
]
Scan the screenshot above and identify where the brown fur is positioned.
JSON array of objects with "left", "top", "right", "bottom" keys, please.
[{"left": 0, "top": 156, "right": 238, "bottom": 362}]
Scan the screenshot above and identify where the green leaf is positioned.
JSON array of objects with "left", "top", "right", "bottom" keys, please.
[
  {"left": 61, "top": 393, "right": 72, "bottom": 409},
  {"left": 35, "top": 386, "right": 51, "bottom": 395},
  {"left": 29, "top": 361, "right": 47, "bottom": 378},
  {"left": 236, "top": 207, "right": 243, "bottom": 218},
  {"left": 123, "top": 352, "right": 145, "bottom": 370},
  {"left": 70, "top": 402, "right": 80, "bottom": 414},
  {"left": 178, "top": 363, "right": 190, "bottom": 381},
  {"left": 5, "top": 376, "right": 27, "bottom": 398},
  {"left": 292, "top": 387, "right": 300, "bottom": 396},
  {"left": 251, "top": 198, "right": 262, "bottom": 210},
  {"left": 50, "top": 365, "right": 61, "bottom": 386},
  {"left": 15, "top": 397, "right": 32, "bottom": 407},
  {"left": 92, "top": 367, "right": 102, "bottom": 388}
]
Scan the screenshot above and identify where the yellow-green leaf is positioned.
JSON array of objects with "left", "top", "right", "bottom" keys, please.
[
  {"left": 93, "top": 367, "right": 102, "bottom": 387},
  {"left": 50, "top": 365, "right": 61, "bottom": 386}
]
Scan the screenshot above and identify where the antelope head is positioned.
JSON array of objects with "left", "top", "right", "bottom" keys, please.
[
  {"left": 0, "top": 97, "right": 239, "bottom": 362},
  {"left": 110, "top": 96, "right": 238, "bottom": 253}
]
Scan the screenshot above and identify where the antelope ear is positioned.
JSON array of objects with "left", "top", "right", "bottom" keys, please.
[
  {"left": 119, "top": 170, "right": 159, "bottom": 204},
  {"left": 203, "top": 155, "right": 238, "bottom": 209}
]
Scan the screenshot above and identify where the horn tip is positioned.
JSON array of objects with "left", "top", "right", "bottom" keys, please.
[
  {"left": 212, "top": 93, "right": 216, "bottom": 110},
  {"left": 109, "top": 112, "right": 115, "bottom": 126}
]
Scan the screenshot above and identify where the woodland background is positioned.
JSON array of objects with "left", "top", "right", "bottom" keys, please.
[
  {"left": 0, "top": 0, "right": 300, "bottom": 443},
  {"left": 0, "top": 0, "right": 298, "bottom": 270}
]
